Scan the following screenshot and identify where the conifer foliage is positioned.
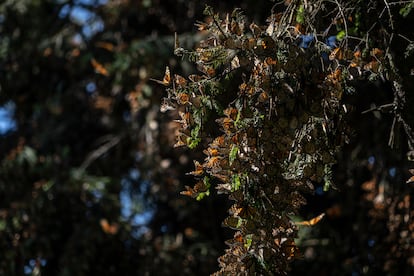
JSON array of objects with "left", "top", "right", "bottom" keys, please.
[{"left": 162, "top": 1, "right": 414, "bottom": 274}]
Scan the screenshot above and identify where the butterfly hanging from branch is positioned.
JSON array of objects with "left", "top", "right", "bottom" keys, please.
[{"left": 150, "top": 66, "right": 171, "bottom": 86}]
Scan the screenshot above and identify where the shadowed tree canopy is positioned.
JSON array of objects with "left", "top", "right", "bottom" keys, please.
[{"left": 0, "top": 0, "right": 413, "bottom": 275}]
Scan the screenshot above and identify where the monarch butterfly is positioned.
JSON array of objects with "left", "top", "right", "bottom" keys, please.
[
  {"left": 231, "top": 21, "right": 242, "bottom": 36},
  {"left": 160, "top": 98, "right": 176, "bottom": 113},
  {"left": 193, "top": 180, "right": 208, "bottom": 192},
  {"left": 204, "top": 156, "right": 224, "bottom": 171},
  {"left": 229, "top": 203, "right": 256, "bottom": 219},
  {"left": 174, "top": 111, "right": 191, "bottom": 130},
  {"left": 229, "top": 244, "right": 248, "bottom": 258},
  {"left": 211, "top": 172, "right": 230, "bottom": 183},
  {"left": 222, "top": 216, "right": 242, "bottom": 230},
  {"left": 296, "top": 213, "right": 325, "bottom": 226},
  {"left": 225, "top": 231, "right": 244, "bottom": 247},
  {"left": 176, "top": 92, "right": 190, "bottom": 105},
  {"left": 211, "top": 135, "right": 226, "bottom": 149},
  {"left": 282, "top": 238, "right": 301, "bottom": 259},
  {"left": 229, "top": 204, "right": 243, "bottom": 216},
  {"left": 363, "top": 60, "right": 379, "bottom": 72},
  {"left": 150, "top": 66, "right": 171, "bottom": 86},
  {"left": 258, "top": 91, "right": 269, "bottom": 103},
  {"left": 174, "top": 74, "right": 187, "bottom": 87},
  {"left": 91, "top": 58, "right": 109, "bottom": 76},
  {"left": 231, "top": 56, "right": 240, "bottom": 69},
  {"left": 229, "top": 189, "right": 244, "bottom": 201},
  {"left": 188, "top": 74, "right": 204, "bottom": 82},
  {"left": 406, "top": 170, "right": 414, "bottom": 184},
  {"left": 216, "top": 117, "right": 234, "bottom": 133},
  {"left": 370, "top": 48, "right": 383, "bottom": 58},
  {"left": 264, "top": 57, "right": 277, "bottom": 66},
  {"left": 326, "top": 68, "right": 342, "bottom": 87},
  {"left": 43, "top": 47, "right": 53, "bottom": 57},
  {"left": 180, "top": 185, "right": 197, "bottom": 198},
  {"left": 100, "top": 219, "right": 119, "bottom": 235},
  {"left": 203, "top": 147, "right": 220, "bottom": 157},
  {"left": 205, "top": 66, "right": 216, "bottom": 77},
  {"left": 174, "top": 132, "right": 189, "bottom": 148},
  {"left": 223, "top": 107, "right": 239, "bottom": 120},
  {"left": 95, "top": 41, "right": 115, "bottom": 52},
  {"left": 329, "top": 47, "right": 342, "bottom": 61},
  {"left": 187, "top": 160, "right": 204, "bottom": 176},
  {"left": 329, "top": 47, "right": 353, "bottom": 61},
  {"left": 180, "top": 181, "right": 208, "bottom": 198},
  {"left": 216, "top": 183, "right": 232, "bottom": 194}
]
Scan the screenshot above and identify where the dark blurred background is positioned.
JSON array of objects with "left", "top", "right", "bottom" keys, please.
[{"left": 0, "top": 0, "right": 413, "bottom": 275}]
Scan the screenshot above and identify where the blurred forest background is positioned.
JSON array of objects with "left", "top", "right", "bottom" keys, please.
[{"left": 0, "top": 0, "right": 413, "bottom": 275}]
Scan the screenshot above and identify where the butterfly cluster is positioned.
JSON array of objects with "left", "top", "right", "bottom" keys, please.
[{"left": 159, "top": 2, "right": 387, "bottom": 275}]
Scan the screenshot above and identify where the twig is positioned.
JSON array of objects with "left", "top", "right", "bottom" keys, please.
[
  {"left": 383, "top": 0, "right": 395, "bottom": 31},
  {"left": 79, "top": 134, "right": 124, "bottom": 171},
  {"left": 333, "top": 0, "right": 349, "bottom": 49},
  {"left": 212, "top": 15, "right": 228, "bottom": 39},
  {"left": 388, "top": 116, "right": 397, "bottom": 148},
  {"left": 398, "top": 33, "right": 413, "bottom": 43},
  {"left": 399, "top": 116, "right": 414, "bottom": 150},
  {"left": 361, "top": 103, "right": 395, "bottom": 114}
]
